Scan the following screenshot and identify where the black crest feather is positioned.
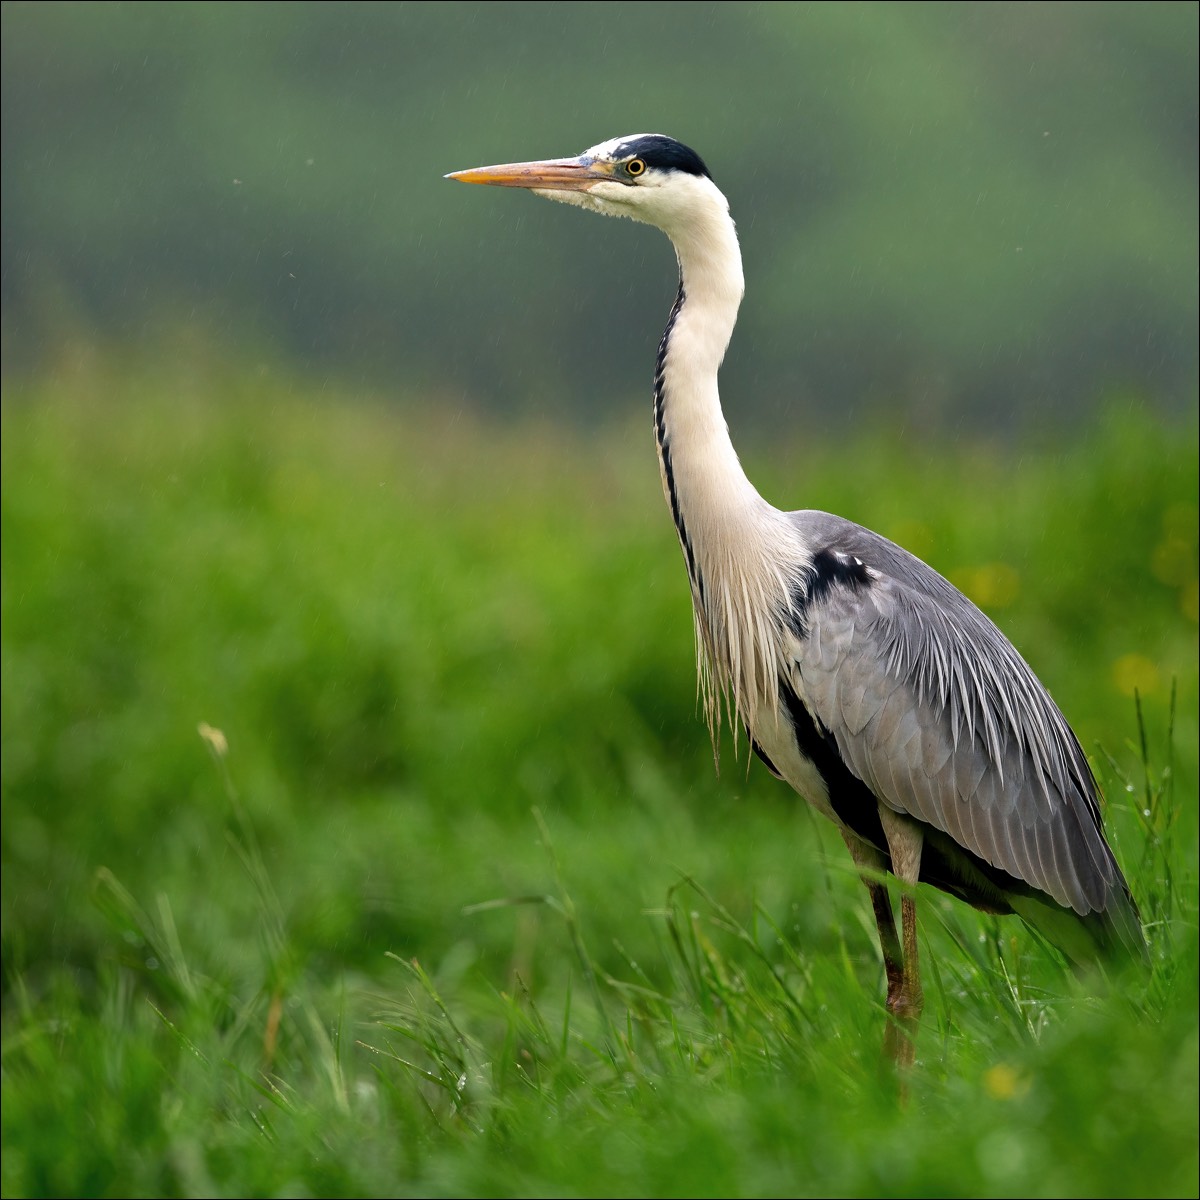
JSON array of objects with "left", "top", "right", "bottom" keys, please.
[{"left": 611, "top": 135, "right": 711, "bottom": 179}]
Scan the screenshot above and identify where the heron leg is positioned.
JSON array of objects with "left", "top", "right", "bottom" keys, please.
[
  {"left": 841, "top": 832, "right": 904, "bottom": 998},
  {"left": 867, "top": 875, "right": 905, "bottom": 1000},
  {"left": 877, "top": 808, "right": 925, "bottom": 1069}
]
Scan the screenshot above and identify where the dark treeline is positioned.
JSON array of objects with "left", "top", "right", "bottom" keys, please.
[{"left": 2, "top": 1, "right": 1196, "bottom": 433}]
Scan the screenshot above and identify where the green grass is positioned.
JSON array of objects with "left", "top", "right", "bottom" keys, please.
[{"left": 2, "top": 352, "right": 1197, "bottom": 1197}]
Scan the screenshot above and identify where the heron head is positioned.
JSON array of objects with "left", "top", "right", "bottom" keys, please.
[{"left": 446, "top": 134, "right": 723, "bottom": 234}]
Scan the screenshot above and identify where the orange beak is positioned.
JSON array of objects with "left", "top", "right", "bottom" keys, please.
[{"left": 445, "top": 155, "right": 612, "bottom": 191}]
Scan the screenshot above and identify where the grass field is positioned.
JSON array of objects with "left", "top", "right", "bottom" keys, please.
[{"left": 2, "top": 352, "right": 1197, "bottom": 1197}]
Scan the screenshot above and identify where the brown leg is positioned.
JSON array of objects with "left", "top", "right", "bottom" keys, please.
[
  {"left": 882, "top": 893, "right": 924, "bottom": 1069},
  {"left": 841, "top": 833, "right": 907, "bottom": 1057},
  {"left": 877, "top": 809, "right": 925, "bottom": 1070},
  {"left": 865, "top": 874, "right": 904, "bottom": 1001}
]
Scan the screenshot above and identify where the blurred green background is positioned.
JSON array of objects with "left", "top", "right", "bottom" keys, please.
[
  {"left": 2, "top": 1, "right": 1196, "bottom": 428},
  {"left": 2, "top": 3, "right": 1198, "bottom": 1197}
]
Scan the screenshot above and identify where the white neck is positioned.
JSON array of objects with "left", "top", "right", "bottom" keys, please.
[
  {"left": 652, "top": 180, "right": 807, "bottom": 736},
  {"left": 656, "top": 189, "right": 757, "bottom": 515}
]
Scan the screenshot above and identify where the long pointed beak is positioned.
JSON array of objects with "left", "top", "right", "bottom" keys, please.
[{"left": 445, "top": 155, "right": 611, "bottom": 191}]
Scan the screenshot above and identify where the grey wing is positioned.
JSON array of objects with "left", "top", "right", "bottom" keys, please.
[{"left": 787, "top": 512, "right": 1128, "bottom": 919}]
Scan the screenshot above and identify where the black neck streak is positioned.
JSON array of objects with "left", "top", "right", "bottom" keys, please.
[{"left": 654, "top": 280, "right": 703, "bottom": 600}]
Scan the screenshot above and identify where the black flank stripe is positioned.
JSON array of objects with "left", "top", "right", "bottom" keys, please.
[
  {"left": 779, "top": 679, "right": 1027, "bottom": 913},
  {"left": 779, "top": 681, "right": 889, "bottom": 856}
]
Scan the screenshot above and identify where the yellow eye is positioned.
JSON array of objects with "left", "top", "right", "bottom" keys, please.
[{"left": 626, "top": 158, "right": 646, "bottom": 177}]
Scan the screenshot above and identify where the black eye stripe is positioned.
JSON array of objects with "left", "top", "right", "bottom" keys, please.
[{"left": 609, "top": 136, "right": 711, "bottom": 179}]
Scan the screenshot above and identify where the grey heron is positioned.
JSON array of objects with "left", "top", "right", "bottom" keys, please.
[{"left": 447, "top": 135, "right": 1146, "bottom": 1062}]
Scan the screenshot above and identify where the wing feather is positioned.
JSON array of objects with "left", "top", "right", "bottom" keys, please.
[{"left": 786, "top": 513, "right": 1131, "bottom": 920}]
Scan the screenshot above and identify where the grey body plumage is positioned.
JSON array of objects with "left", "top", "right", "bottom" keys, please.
[
  {"left": 765, "top": 510, "right": 1143, "bottom": 962},
  {"left": 448, "top": 133, "right": 1145, "bottom": 1059}
]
